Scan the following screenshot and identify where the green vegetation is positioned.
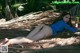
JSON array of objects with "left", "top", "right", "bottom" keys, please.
[
  {"left": 0, "top": 0, "right": 80, "bottom": 20},
  {"left": 51, "top": 1, "right": 80, "bottom": 4}
]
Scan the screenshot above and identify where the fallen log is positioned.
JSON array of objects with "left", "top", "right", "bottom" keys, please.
[
  {"left": 7, "top": 36, "right": 80, "bottom": 53},
  {"left": 0, "top": 10, "right": 60, "bottom": 30}
]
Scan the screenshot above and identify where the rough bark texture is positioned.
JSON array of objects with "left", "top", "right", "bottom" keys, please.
[{"left": 0, "top": 10, "right": 60, "bottom": 29}]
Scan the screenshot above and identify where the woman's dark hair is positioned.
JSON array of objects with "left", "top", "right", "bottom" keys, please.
[{"left": 51, "top": 11, "right": 73, "bottom": 26}]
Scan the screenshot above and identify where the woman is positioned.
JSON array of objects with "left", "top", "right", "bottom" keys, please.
[{"left": 0, "top": 12, "right": 77, "bottom": 46}]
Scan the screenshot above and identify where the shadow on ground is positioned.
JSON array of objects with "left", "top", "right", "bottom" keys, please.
[{"left": 0, "top": 28, "right": 30, "bottom": 39}]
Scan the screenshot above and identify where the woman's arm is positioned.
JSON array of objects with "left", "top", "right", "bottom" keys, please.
[{"left": 64, "top": 23, "right": 77, "bottom": 32}]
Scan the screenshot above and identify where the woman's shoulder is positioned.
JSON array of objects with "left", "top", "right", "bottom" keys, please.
[
  {"left": 56, "top": 20, "right": 67, "bottom": 25},
  {"left": 57, "top": 20, "right": 65, "bottom": 23},
  {"left": 51, "top": 20, "right": 65, "bottom": 26}
]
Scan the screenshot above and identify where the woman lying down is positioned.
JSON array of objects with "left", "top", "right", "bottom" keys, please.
[{"left": 0, "top": 12, "right": 78, "bottom": 46}]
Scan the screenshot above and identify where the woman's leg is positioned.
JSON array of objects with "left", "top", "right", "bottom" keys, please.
[
  {"left": 3, "top": 37, "right": 33, "bottom": 46},
  {"left": 1, "top": 25, "right": 53, "bottom": 45},
  {"left": 27, "top": 24, "right": 44, "bottom": 38},
  {"left": 0, "top": 25, "right": 44, "bottom": 45},
  {"left": 27, "top": 25, "right": 53, "bottom": 41}
]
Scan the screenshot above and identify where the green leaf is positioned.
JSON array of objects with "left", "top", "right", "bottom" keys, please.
[
  {"left": 18, "top": 5, "right": 24, "bottom": 11},
  {"left": 12, "top": 3, "right": 27, "bottom": 8}
]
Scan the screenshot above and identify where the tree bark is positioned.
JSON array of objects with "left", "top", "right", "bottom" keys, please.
[{"left": 5, "top": 0, "right": 14, "bottom": 20}]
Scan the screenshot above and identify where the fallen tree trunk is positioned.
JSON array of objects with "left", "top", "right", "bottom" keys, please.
[
  {"left": 8, "top": 36, "right": 80, "bottom": 53},
  {"left": 0, "top": 10, "right": 60, "bottom": 30}
]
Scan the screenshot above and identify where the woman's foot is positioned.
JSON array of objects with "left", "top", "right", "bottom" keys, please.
[{"left": 0, "top": 38, "right": 9, "bottom": 46}]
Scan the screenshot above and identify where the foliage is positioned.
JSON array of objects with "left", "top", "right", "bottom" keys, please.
[
  {"left": 0, "top": 0, "right": 80, "bottom": 20},
  {"left": 0, "top": 0, "right": 54, "bottom": 20}
]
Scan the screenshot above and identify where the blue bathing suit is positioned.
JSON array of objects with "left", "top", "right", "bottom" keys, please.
[{"left": 50, "top": 20, "right": 77, "bottom": 36}]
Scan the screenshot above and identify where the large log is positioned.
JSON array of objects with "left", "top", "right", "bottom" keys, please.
[
  {"left": 0, "top": 10, "right": 60, "bottom": 30},
  {"left": 7, "top": 36, "right": 80, "bottom": 53}
]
